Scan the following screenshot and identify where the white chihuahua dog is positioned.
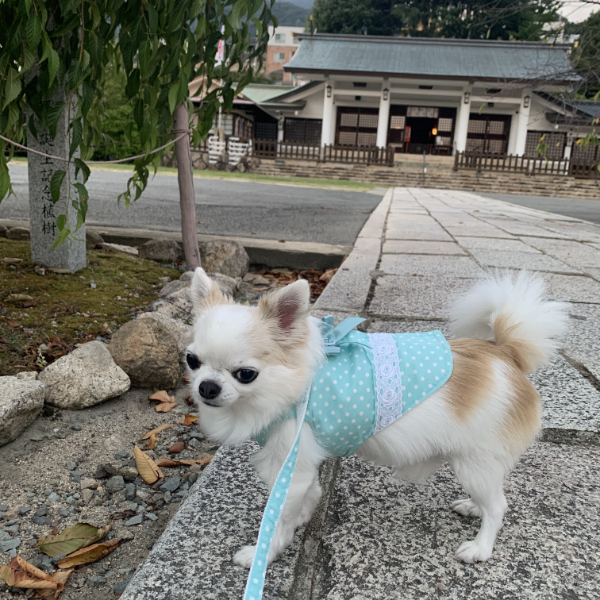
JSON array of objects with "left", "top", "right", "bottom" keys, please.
[{"left": 186, "top": 268, "right": 567, "bottom": 566}]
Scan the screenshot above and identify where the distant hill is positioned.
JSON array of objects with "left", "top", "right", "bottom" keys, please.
[
  {"left": 273, "top": 1, "right": 310, "bottom": 26},
  {"left": 286, "top": 0, "right": 314, "bottom": 9}
]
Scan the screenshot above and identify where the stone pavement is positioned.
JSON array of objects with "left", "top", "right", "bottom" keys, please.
[{"left": 121, "top": 188, "right": 600, "bottom": 600}]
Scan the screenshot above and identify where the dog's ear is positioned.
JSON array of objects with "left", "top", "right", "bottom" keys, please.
[
  {"left": 258, "top": 279, "right": 310, "bottom": 335},
  {"left": 190, "top": 267, "right": 227, "bottom": 314}
]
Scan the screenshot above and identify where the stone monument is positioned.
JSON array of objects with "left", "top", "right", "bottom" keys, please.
[{"left": 27, "top": 93, "right": 86, "bottom": 273}]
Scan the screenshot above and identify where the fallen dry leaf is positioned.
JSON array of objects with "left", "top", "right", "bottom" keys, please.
[
  {"left": 319, "top": 268, "right": 337, "bottom": 284},
  {"left": 139, "top": 424, "right": 172, "bottom": 440},
  {"left": 8, "top": 294, "right": 34, "bottom": 301},
  {"left": 182, "top": 376, "right": 190, "bottom": 384},
  {"left": 57, "top": 540, "right": 121, "bottom": 569},
  {"left": 0, "top": 556, "right": 56, "bottom": 589},
  {"left": 184, "top": 395, "right": 194, "bottom": 407},
  {"left": 8, "top": 321, "right": 20, "bottom": 328},
  {"left": 156, "top": 456, "right": 213, "bottom": 467},
  {"left": 145, "top": 433, "right": 157, "bottom": 450},
  {"left": 36, "top": 522, "right": 110, "bottom": 557},
  {"left": 148, "top": 390, "right": 171, "bottom": 403},
  {"left": 168, "top": 440, "right": 186, "bottom": 454},
  {"left": 1, "top": 257, "right": 23, "bottom": 264},
  {"left": 155, "top": 402, "right": 176, "bottom": 413},
  {"left": 182, "top": 414, "right": 198, "bottom": 426},
  {"left": 36, "top": 569, "right": 74, "bottom": 599},
  {"left": 133, "top": 445, "right": 163, "bottom": 484}
]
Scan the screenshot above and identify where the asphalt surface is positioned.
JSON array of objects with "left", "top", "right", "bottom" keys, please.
[
  {"left": 1, "top": 165, "right": 382, "bottom": 246},
  {"left": 480, "top": 192, "right": 600, "bottom": 224}
]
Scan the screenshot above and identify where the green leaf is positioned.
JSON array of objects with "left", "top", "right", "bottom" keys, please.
[
  {"left": 228, "top": 2, "right": 247, "bottom": 29},
  {"left": 47, "top": 101, "right": 65, "bottom": 132},
  {"left": 168, "top": 81, "right": 179, "bottom": 114},
  {"left": 70, "top": 119, "right": 83, "bottom": 158},
  {"left": 0, "top": 167, "right": 11, "bottom": 201},
  {"left": 56, "top": 214, "right": 67, "bottom": 231},
  {"left": 51, "top": 226, "right": 71, "bottom": 249},
  {"left": 50, "top": 170, "right": 66, "bottom": 204},
  {"left": 74, "top": 158, "right": 90, "bottom": 183},
  {"left": 148, "top": 3, "right": 158, "bottom": 35},
  {"left": 2, "top": 68, "right": 21, "bottom": 110},
  {"left": 26, "top": 13, "right": 42, "bottom": 51},
  {"left": 74, "top": 182, "right": 89, "bottom": 200},
  {"left": 48, "top": 48, "right": 60, "bottom": 87},
  {"left": 22, "top": 45, "right": 36, "bottom": 71}
]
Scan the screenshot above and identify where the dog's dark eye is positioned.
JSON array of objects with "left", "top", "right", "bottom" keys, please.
[
  {"left": 233, "top": 368, "right": 258, "bottom": 384},
  {"left": 186, "top": 353, "right": 201, "bottom": 370}
]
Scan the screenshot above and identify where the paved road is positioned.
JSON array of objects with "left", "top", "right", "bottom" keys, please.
[
  {"left": 1, "top": 165, "right": 382, "bottom": 246},
  {"left": 480, "top": 192, "right": 600, "bottom": 223}
]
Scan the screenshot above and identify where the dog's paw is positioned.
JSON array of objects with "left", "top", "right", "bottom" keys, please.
[
  {"left": 455, "top": 540, "right": 492, "bottom": 563},
  {"left": 451, "top": 498, "right": 482, "bottom": 518},
  {"left": 233, "top": 545, "right": 256, "bottom": 568}
]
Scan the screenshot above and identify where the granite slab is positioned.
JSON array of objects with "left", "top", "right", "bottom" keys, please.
[
  {"left": 454, "top": 237, "right": 541, "bottom": 253},
  {"left": 378, "top": 254, "right": 484, "bottom": 279},
  {"left": 468, "top": 249, "right": 580, "bottom": 274},
  {"left": 539, "top": 273, "right": 600, "bottom": 304},
  {"left": 369, "top": 276, "right": 476, "bottom": 319},
  {"left": 313, "top": 444, "right": 600, "bottom": 600},
  {"left": 519, "top": 237, "right": 600, "bottom": 269},
  {"left": 382, "top": 241, "right": 467, "bottom": 256},
  {"left": 562, "top": 303, "right": 600, "bottom": 382}
]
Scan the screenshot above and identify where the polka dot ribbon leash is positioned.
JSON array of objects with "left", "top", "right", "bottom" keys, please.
[{"left": 242, "top": 316, "right": 364, "bottom": 600}]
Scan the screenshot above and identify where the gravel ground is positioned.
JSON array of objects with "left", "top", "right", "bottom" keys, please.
[{"left": 0, "top": 384, "right": 216, "bottom": 600}]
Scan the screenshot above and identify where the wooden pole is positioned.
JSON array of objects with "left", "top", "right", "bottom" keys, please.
[{"left": 173, "top": 102, "right": 201, "bottom": 271}]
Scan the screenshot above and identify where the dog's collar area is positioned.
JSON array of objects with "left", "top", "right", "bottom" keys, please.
[{"left": 320, "top": 315, "right": 366, "bottom": 355}]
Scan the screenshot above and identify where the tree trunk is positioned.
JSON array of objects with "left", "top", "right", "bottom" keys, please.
[{"left": 173, "top": 102, "right": 201, "bottom": 270}]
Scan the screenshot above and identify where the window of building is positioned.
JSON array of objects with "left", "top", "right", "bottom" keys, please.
[
  {"left": 336, "top": 107, "right": 379, "bottom": 146},
  {"left": 284, "top": 118, "right": 323, "bottom": 144},
  {"left": 466, "top": 114, "right": 511, "bottom": 154},
  {"left": 275, "top": 33, "right": 286, "bottom": 43},
  {"left": 572, "top": 138, "right": 599, "bottom": 161},
  {"left": 274, "top": 52, "right": 286, "bottom": 63},
  {"left": 524, "top": 131, "right": 566, "bottom": 159},
  {"left": 255, "top": 121, "right": 278, "bottom": 140}
]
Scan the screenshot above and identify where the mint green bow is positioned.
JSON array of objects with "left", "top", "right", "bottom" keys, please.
[{"left": 320, "top": 315, "right": 366, "bottom": 355}]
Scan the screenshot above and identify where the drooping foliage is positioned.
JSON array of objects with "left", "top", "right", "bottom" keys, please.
[{"left": 0, "top": 0, "right": 275, "bottom": 246}]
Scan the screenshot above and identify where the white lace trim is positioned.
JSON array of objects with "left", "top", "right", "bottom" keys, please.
[{"left": 368, "top": 333, "right": 403, "bottom": 434}]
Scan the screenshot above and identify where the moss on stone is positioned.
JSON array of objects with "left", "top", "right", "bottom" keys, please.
[{"left": 0, "top": 239, "right": 181, "bottom": 375}]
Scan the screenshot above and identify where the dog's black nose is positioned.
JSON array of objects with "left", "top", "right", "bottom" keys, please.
[{"left": 199, "top": 380, "right": 221, "bottom": 401}]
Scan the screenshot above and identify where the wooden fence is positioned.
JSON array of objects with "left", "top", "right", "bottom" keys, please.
[
  {"left": 454, "top": 151, "right": 599, "bottom": 179},
  {"left": 251, "top": 139, "right": 394, "bottom": 166}
]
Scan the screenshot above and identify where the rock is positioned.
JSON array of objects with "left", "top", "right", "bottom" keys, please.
[
  {"left": 70, "top": 423, "right": 82, "bottom": 431},
  {"left": 108, "top": 319, "right": 180, "bottom": 389},
  {"left": 243, "top": 273, "right": 271, "bottom": 285},
  {"left": 34, "top": 505, "right": 48, "bottom": 517},
  {"left": 19, "top": 506, "right": 31, "bottom": 515},
  {"left": 124, "top": 514, "right": 143, "bottom": 526},
  {"left": 0, "top": 377, "right": 46, "bottom": 446},
  {"left": 160, "top": 476, "right": 180, "bottom": 493},
  {"left": 101, "top": 242, "right": 138, "bottom": 256},
  {"left": 207, "top": 272, "right": 238, "bottom": 297},
  {"left": 188, "top": 438, "right": 202, "bottom": 449},
  {"left": 88, "top": 575, "right": 107, "bottom": 588},
  {"left": 188, "top": 473, "right": 199, "bottom": 485},
  {"left": 147, "top": 287, "right": 193, "bottom": 323},
  {"left": 107, "top": 476, "right": 126, "bottom": 493},
  {"left": 158, "top": 279, "right": 190, "bottom": 298},
  {"left": 0, "top": 538, "right": 21, "bottom": 553},
  {"left": 86, "top": 231, "right": 104, "bottom": 249},
  {"left": 199, "top": 240, "right": 249, "bottom": 278},
  {"left": 101, "top": 464, "right": 138, "bottom": 482},
  {"left": 145, "top": 513, "right": 158, "bottom": 521},
  {"left": 0, "top": 224, "right": 7, "bottom": 237},
  {"left": 80, "top": 478, "right": 96, "bottom": 491},
  {"left": 179, "top": 271, "right": 194, "bottom": 282},
  {"left": 81, "top": 489, "right": 94, "bottom": 504},
  {"left": 114, "top": 580, "right": 131, "bottom": 595},
  {"left": 139, "top": 239, "right": 182, "bottom": 263},
  {"left": 6, "top": 227, "right": 30, "bottom": 240},
  {"left": 38, "top": 341, "right": 130, "bottom": 410},
  {"left": 46, "top": 492, "right": 60, "bottom": 503},
  {"left": 15, "top": 372, "right": 37, "bottom": 381},
  {"left": 94, "top": 465, "right": 109, "bottom": 479},
  {"left": 125, "top": 483, "right": 136, "bottom": 501},
  {"left": 136, "top": 313, "right": 191, "bottom": 354},
  {"left": 32, "top": 516, "right": 51, "bottom": 526}
]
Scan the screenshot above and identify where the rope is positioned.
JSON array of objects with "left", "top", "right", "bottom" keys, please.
[{"left": 0, "top": 130, "right": 191, "bottom": 165}]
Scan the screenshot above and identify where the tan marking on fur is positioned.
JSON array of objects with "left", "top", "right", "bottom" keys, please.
[
  {"left": 201, "top": 285, "right": 234, "bottom": 312},
  {"left": 445, "top": 339, "right": 497, "bottom": 422},
  {"left": 446, "top": 337, "right": 541, "bottom": 450}
]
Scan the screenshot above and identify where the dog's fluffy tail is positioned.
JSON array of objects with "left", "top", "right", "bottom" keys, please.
[{"left": 450, "top": 271, "right": 569, "bottom": 373}]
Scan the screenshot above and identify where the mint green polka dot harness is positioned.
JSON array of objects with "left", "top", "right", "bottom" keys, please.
[{"left": 243, "top": 317, "right": 453, "bottom": 600}]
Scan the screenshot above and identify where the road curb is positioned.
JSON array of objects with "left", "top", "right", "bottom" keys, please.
[{"left": 0, "top": 219, "right": 351, "bottom": 271}]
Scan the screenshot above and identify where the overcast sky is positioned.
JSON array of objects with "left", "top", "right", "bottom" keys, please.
[{"left": 558, "top": 0, "right": 599, "bottom": 22}]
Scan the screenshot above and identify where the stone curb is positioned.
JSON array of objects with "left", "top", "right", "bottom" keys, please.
[{"left": 0, "top": 219, "right": 351, "bottom": 271}]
